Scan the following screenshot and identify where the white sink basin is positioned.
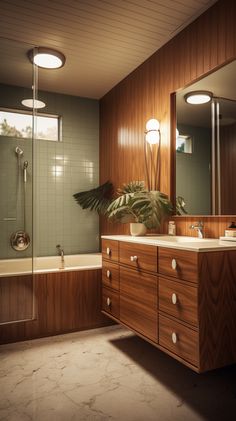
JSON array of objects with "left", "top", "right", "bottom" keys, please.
[{"left": 144, "top": 235, "right": 216, "bottom": 243}]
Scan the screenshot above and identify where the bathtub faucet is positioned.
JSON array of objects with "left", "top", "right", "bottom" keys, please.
[{"left": 56, "top": 244, "right": 64, "bottom": 263}]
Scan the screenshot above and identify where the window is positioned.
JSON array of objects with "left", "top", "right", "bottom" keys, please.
[
  {"left": 176, "top": 134, "right": 193, "bottom": 154},
  {"left": 0, "top": 109, "right": 61, "bottom": 141}
]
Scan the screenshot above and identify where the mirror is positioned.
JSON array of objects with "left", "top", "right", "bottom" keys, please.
[{"left": 175, "top": 60, "right": 236, "bottom": 216}]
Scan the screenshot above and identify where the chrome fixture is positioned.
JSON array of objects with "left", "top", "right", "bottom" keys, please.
[
  {"left": 28, "top": 47, "right": 66, "bottom": 69},
  {"left": 10, "top": 231, "right": 30, "bottom": 251},
  {"left": 56, "top": 244, "right": 64, "bottom": 263},
  {"left": 15, "top": 146, "right": 23, "bottom": 156},
  {"left": 189, "top": 221, "right": 204, "bottom": 239},
  {"left": 23, "top": 161, "right": 28, "bottom": 183},
  {"left": 10, "top": 148, "right": 31, "bottom": 251}
]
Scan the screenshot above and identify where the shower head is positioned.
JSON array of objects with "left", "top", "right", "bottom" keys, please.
[{"left": 15, "top": 146, "right": 23, "bottom": 156}]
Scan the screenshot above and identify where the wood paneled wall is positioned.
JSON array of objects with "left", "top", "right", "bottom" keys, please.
[{"left": 100, "top": 0, "right": 236, "bottom": 237}]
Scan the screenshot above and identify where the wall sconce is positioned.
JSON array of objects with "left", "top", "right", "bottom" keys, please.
[
  {"left": 144, "top": 118, "right": 161, "bottom": 191},
  {"left": 145, "top": 118, "right": 160, "bottom": 144}
]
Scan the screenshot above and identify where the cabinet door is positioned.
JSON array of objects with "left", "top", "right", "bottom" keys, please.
[
  {"left": 120, "top": 266, "right": 158, "bottom": 342},
  {"left": 119, "top": 242, "right": 157, "bottom": 272}
]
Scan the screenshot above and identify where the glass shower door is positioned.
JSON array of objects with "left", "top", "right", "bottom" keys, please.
[{"left": 0, "top": 39, "right": 35, "bottom": 324}]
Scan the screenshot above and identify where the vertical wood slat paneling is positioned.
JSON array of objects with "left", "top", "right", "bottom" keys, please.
[
  {"left": 0, "top": 270, "right": 110, "bottom": 344},
  {"left": 100, "top": 0, "right": 236, "bottom": 237},
  {"left": 0, "top": 275, "right": 33, "bottom": 324}
]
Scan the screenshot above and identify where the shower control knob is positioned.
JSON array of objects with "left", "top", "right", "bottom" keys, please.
[
  {"left": 106, "top": 270, "right": 111, "bottom": 279},
  {"left": 10, "top": 231, "right": 30, "bottom": 251},
  {"left": 106, "top": 297, "right": 111, "bottom": 307},
  {"left": 171, "top": 258, "right": 177, "bottom": 270}
]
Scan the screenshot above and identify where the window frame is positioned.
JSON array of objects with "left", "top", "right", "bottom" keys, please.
[{"left": 0, "top": 107, "right": 62, "bottom": 142}]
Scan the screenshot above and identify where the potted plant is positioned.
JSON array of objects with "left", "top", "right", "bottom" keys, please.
[
  {"left": 73, "top": 180, "right": 172, "bottom": 236},
  {"left": 107, "top": 181, "right": 172, "bottom": 235}
]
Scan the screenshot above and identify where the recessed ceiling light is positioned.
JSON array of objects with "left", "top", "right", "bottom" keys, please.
[
  {"left": 21, "top": 99, "right": 46, "bottom": 109},
  {"left": 184, "top": 91, "right": 213, "bottom": 105},
  {"left": 28, "top": 47, "right": 66, "bottom": 69}
]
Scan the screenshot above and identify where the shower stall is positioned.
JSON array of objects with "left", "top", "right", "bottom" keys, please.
[{"left": 0, "top": 38, "right": 100, "bottom": 340}]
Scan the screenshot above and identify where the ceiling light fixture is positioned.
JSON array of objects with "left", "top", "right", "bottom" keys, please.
[
  {"left": 28, "top": 47, "right": 66, "bottom": 69},
  {"left": 184, "top": 91, "right": 213, "bottom": 105},
  {"left": 21, "top": 99, "right": 46, "bottom": 109}
]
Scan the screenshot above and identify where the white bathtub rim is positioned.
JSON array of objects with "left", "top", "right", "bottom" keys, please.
[{"left": 0, "top": 253, "right": 102, "bottom": 277}]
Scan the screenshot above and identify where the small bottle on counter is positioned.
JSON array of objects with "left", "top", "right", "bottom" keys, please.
[{"left": 168, "top": 220, "right": 176, "bottom": 236}]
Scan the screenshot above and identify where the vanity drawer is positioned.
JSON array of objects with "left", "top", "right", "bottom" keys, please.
[
  {"left": 120, "top": 294, "right": 158, "bottom": 342},
  {"left": 102, "top": 261, "right": 119, "bottom": 291},
  {"left": 159, "top": 277, "right": 198, "bottom": 326},
  {"left": 119, "top": 242, "right": 157, "bottom": 272},
  {"left": 102, "top": 286, "right": 119, "bottom": 318},
  {"left": 159, "top": 314, "right": 199, "bottom": 366},
  {"left": 159, "top": 248, "right": 198, "bottom": 283},
  {"left": 102, "top": 240, "right": 119, "bottom": 262}
]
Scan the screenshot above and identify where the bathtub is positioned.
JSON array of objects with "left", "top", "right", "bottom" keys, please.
[{"left": 0, "top": 253, "right": 102, "bottom": 277}]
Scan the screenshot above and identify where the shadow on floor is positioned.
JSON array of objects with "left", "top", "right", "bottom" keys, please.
[{"left": 110, "top": 332, "right": 236, "bottom": 421}]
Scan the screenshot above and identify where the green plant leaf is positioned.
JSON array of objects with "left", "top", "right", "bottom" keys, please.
[{"left": 73, "top": 181, "right": 113, "bottom": 214}]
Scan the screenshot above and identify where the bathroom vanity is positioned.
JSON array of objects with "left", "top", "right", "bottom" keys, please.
[{"left": 101, "top": 235, "right": 236, "bottom": 373}]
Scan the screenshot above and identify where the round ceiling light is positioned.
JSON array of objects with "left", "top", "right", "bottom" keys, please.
[
  {"left": 28, "top": 47, "right": 66, "bottom": 69},
  {"left": 184, "top": 91, "right": 213, "bottom": 105},
  {"left": 21, "top": 99, "right": 46, "bottom": 109}
]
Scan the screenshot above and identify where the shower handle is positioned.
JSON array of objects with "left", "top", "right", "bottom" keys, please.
[{"left": 23, "top": 161, "right": 28, "bottom": 183}]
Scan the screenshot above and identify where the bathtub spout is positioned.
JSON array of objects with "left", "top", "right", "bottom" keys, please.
[{"left": 56, "top": 244, "right": 64, "bottom": 263}]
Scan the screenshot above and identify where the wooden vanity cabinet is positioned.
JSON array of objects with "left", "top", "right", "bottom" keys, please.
[
  {"left": 102, "top": 239, "right": 236, "bottom": 373},
  {"left": 102, "top": 240, "right": 120, "bottom": 318}
]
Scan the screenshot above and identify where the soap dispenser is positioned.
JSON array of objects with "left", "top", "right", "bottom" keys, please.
[{"left": 168, "top": 221, "right": 176, "bottom": 236}]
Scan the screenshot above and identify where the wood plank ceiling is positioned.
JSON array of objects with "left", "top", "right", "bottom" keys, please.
[{"left": 0, "top": 0, "right": 217, "bottom": 98}]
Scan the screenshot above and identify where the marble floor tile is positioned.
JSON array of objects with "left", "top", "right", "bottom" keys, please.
[{"left": 0, "top": 325, "right": 236, "bottom": 421}]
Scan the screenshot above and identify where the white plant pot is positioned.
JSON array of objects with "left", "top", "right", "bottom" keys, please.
[{"left": 130, "top": 223, "right": 147, "bottom": 236}]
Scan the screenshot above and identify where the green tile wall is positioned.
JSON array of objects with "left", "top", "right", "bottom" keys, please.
[{"left": 0, "top": 84, "right": 99, "bottom": 258}]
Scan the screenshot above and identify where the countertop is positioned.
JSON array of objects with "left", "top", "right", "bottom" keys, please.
[{"left": 101, "top": 234, "right": 236, "bottom": 252}]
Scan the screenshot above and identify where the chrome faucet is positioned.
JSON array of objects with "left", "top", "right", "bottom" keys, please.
[
  {"left": 56, "top": 244, "right": 64, "bottom": 262},
  {"left": 189, "top": 221, "right": 204, "bottom": 239}
]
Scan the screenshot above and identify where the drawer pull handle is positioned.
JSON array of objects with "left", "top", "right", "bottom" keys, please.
[
  {"left": 171, "top": 293, "right": 178, "bottom": 305},
  {"left": 106, "top": 270, "right": 111, "bottom": 279},
  {"left": 171, "top": 258, "right": 177, "bottom": 270},
  {"left": 130, "top": 255, "right": 138, "bottom": 262},
  {"left": 106, "top": 297, "right": 111, "bottom": 307},
  {"left": 172, "top": 332, "right": 178, "bottom": 344},
  {"left": 106, "top": 247, "right": 111, "bottom": 256}
]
